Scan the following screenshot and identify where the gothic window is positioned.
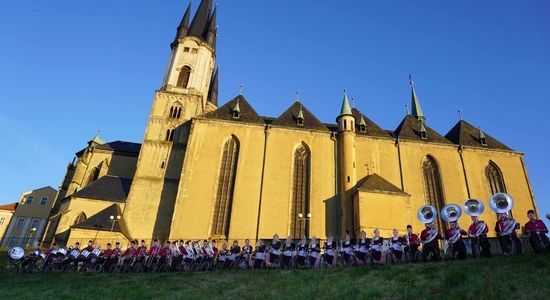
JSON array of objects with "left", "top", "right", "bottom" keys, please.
[
  {"left": 85, "top": 167, "right": 100, "bottom": 186},
  {"left": 486, "top": 161, "right": 506, "bottom": 195},
  {"left": 177, "top": 66, "right": 191, "bottom": 88},
  {"left": 211, "top": 136, "right": 239, "bottom": 237},
  {"left": 485, "top": 161, "right": 511, "bottom": 217},
  {"left": 290, "top": 143, "right": 311, "bottom": 238},
  {"left": 165, "top": 129, "right": 175, "bottom": 141},
  {"left": 169, "top": 106, "right": 182, "bottom": 119},
  {"left": 73, "top": 212, "right": 86, "bottom": 225},
  {"left": 422, "top": 156, "right": 446, "bottom": 233}
]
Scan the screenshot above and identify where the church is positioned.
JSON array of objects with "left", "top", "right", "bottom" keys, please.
[{"left": 42, "top": 0, "right": 539, "bottom": 246}]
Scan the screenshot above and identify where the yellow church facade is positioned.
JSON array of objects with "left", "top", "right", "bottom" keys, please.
[{"left": 44, "top": 0, "right": 539, "bottom": 247}]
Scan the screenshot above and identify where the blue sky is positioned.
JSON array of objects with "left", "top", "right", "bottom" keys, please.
[{"left": 0, "top": 1, "right": 549, "bottom": 226}]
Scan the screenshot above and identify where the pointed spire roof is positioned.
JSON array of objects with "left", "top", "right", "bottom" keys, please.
[
  {"left": 394, "top": 115, "right": 452, "bottom": 144},
  {"left": 204, "top": 95, "right": 265, "bottom": 124},
  {"left": 271, "top": 102, "right": 329, "bottom": 132},
  {"left": 188, "top": 0, "right": 212, "bottom": 42},
  {"left": 172, "top": 1, "right": 192, "bottom": 46},
  {"left": 444, "top": 120, "right": 513, "bottom": 151},
  {"left": 89, "top": 131, "right": 105, "bottom": 146},
  {"left": 409, "top": 76, "right": 425, "bottom": 122},
  {"left": 207, "top": 66, "right": 218, "bottom": 106},
  {"left": 206, "top": 3, "right": 217, "bottom": 48},
  {"left": 351, "top": 108, "right": 392, "bottom": 138},
  {"left": 338, "top": 90, "right": 353, "bottom": 117}
]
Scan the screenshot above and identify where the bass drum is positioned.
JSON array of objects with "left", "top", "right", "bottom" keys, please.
[{"left": 8, "top": 247, "right": 25, "bottom": 260}]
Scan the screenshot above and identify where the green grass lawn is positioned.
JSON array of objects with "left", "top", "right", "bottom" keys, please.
[{"left": 0, "top": 251, "right": 548, "bottom": 299}]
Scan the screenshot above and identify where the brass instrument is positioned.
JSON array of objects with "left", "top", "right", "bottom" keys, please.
[
  {"left": 417, "top": 205, "right": 438, "bottom": 244},
  {"left": 489, "top": 193, "right": 516, "bottom": 236},
  {"left": 464, "top": 199, "right": 487, "bottom": 237}
]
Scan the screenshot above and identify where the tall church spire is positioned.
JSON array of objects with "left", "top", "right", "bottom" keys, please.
[
  {"left": 208, "top": 66, "right": 219, "bottom": 106},
  {"left": 409, "top": 75, "right": 425, "bottom": 122},
  {"left": 206, "top": 3, "right": 217, "bottom": 49},
  {"left": 188, "top": 0, "right": 212, "bottom": 42},
  {"left": 172, "top": 1, "right": 192, "bottom": 47}
]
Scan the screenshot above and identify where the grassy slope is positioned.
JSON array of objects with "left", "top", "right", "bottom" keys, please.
[{"left": 0, "top": 252, "right": 548, "bottom": 299}]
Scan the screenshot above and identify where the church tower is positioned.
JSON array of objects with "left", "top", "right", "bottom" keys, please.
[
  {"left": 336, "top": 91, "right": 357, "bottom": 237},
  {"left": 123, "top": 0, "right": 218, "bottom": 241}
]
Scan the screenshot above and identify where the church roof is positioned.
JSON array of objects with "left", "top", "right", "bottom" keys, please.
[
  {"left": 394, "top": 115, "right": 453, "bottom": 144},
  {"left": 72, "top": 204, "right": 128, "bottom": 234},
  {"left": 76, "top": 140, "right": 141, "bottom": 157},
  {"left": 204, "top": 95, "right": 265, "bottom": 124},
  {"left": 73, "top": 176, "right": 132, "bottom": 203},
  {"left": 445, "top": 120, "right": 513, "bottom": 151},
  {"left": 351, "top": 108, "right": 393, "bottom": 138},
  {"left": 271, "top": 102, "right": 330, "bottom": 132},
  {"left": 96, "top": 141, "right": 141, "bottom": 154},
  {"left": 357, "top": 173, "right": 408, "bottom": 196}
]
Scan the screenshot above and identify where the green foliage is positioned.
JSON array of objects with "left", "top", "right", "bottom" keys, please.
[{"left": 0, "top": 252, "right": 548, "bottom": 299}]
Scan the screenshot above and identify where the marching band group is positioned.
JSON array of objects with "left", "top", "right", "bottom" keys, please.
[{"left": 7, "top": 193, "right": 550, "bottom": 273}]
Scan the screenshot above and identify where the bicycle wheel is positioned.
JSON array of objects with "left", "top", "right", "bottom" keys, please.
[{"left": 4, "top": 263, "right": 19, "bottom": 274}]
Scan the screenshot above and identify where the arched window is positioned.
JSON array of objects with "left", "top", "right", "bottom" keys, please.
[
  {"left": 211, "top": 136, "right": 240, "bottom": 237},
  {"left": 73, "top": 212, "right": 87, "bottom": 225},
  {"left": 85, "top": 167, "right": 100, "bottom": 186},
  {"left": 485, "top": 161, "right": 511, "bottom": 217},
  {"left": 165, "top": 129, "right": 175, "bottom": 141},
  {"left": 422, "top": 156, "right": 446, "bottom": 233},
  {"left": 290, "top": 143, "right": 311, "bottom": 238},
  {"left": 169, "top": 106, "right": 182, "bottom": 119},
  {"left": 177, "top": 66, "right": 191, "bottom": 88},
  {"left": 486, "top": 161, "right": 506, "bottom": 195}
]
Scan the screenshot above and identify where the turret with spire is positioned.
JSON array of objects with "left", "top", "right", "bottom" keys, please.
[
  {"left": 336, "top": 89, "right": 357, "bottom": 237},
  {"left": 409, "top": 75, "right": 425, "bottom": 123}
]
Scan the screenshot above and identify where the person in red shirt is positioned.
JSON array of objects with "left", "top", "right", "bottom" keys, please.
[
  {"left": 136, "top": 240, "right": 148, "bottom": 257},
  {"left": 403, "top": 225, "right": 420, "bottom": 262},
  {"left": 103, "top": 243, "right": 113, "bottom": 258},
  {"left": 122, "top": 240, "right": 137, "bottom": 258},
  {"left": 445, "top": 221, "right": 467, "bottom": 259},
  {"left": 468, "top": 216, "right": 491, "bottom": 258},
  {"left": 420, "top": 222, "right": 442, "bottom": 262},
  {"left": 495, "top": 213, "right": 522, "bottom": 255},
  {"left": 148, "top": 239, "right": 161, "bottom": 257},
  {"left": 524, "top": 209, "right": 549, "bottom": 254}
]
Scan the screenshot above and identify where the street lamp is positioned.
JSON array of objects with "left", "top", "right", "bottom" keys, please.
[
  {"left": 110, "top": 215, "right": 121, "bottom": 232},
  {"left": 298, "top": 213, "right": 312, "bottom": 238},
  {"left": 27, "top": 227, "right": 37, "bottom": 247}
]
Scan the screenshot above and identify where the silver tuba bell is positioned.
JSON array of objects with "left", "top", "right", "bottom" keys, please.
[
  {"left": 489, "top": 193, "right": 514, "bottom": 214},
  {"left": 463, "top": 199, "right": 485, "bottom": 216},
  {"left": 441, "top": 204, "right": 462, "bottom": 222},
  {"left": 417, "top": 205, "right": 438, "bottom": 224}
]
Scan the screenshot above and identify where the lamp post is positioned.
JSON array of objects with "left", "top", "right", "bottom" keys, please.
[
  {"left": 27, "top": 227, "right": 37, "bottom": 247},
  {"left": 110, "top": 215, "right": 121, "bottom": 232},
  {"left": 93, "top": 224, "right": 103, "bottom": 244},
  {"left": 298, "top": 213, "right": 312, "bottom": 238}
]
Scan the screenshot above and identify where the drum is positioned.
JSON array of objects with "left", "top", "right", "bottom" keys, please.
[{"left": 8, "top": 247, "right": 25, "bottom": 260}]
